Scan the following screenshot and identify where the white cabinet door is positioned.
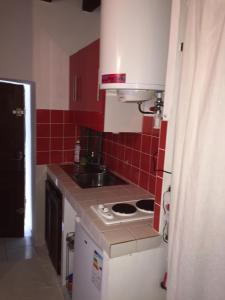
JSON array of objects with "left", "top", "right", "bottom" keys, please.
[
  {"left": 72, "top": 223, "right": 103, "bottom": 300},
  {"left": 61, "top": 198, "right": 76, "bottom": 286}
]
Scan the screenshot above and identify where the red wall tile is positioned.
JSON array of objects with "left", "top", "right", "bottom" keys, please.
[
  {"left": 102, "top": 116, "right": 168, "bottom": 232},
  {"left": 51, "top": 110, "right": 63, "bottom": 123},
  {"left": 36, "top": 124, "right": 50, "bottom": 137},
  {"left": 155, "top": 177, "right": 163, "bottom": 205},
  {"left": 63, "top": 110, "right": 74, "bottom": 123},
  {"left": 36, "top": 109, "right": 77, "bottom": 165},
  {"left": 153, "top": 203, "right": 160, "bottom": 231},
  {"left": 131, "top": 150, "right": 141, "bottom": 168},
  {"left": 149, "top": 175, "right": 156, "bottom": 194},
  {"left": 157, "top": 149, "right": 165, "bottom": 178},
  {"left": 64, "top": 124, "right": 75, "bottom": 137},
  {"left": 139, "top": 171, "right": 149, "bottom": 190},
  {"left": 64, "top": 137, "right": 75, "bottom": 150},
  {"left": 51, "top": 124, "right": 63, "bottom": 137},
  {"left": 36, "top": 151, "right": 49, "bottom": 165},
  {"left": 151, "top": 137, "right": 159, "bottom": 155},
  {"left": 141, "top": 135, "right": 151, "bottom": 154},
  {"left": 50, "top": 151, "right": 63, "bottom": 164},
  {"left": 37, "top": 138, "right": 49, "bottom": 151},
  {"left": 63, "top": 150, "right": 74, "bottom": 163},
  {"left": 36, "top": 109, "right": 50, "bottom": 123},
  {"left": 159, "top": 121, "right": 167, "bottom": 150},
  {"left": 140, "top": 153, "right": 150, "bottom": 173},
  {"left": 142, "top": 116, "right": 153, "bottom": 134},
  {"left": 50, "top": 138, "right": 63, "bottom": 151}
]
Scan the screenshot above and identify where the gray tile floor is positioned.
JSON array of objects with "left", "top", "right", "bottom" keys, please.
[{"left": 0, "top": 237, "right": 66, "bottom": 300}]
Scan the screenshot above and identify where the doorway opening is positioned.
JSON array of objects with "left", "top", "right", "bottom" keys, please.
[{"left": 0, "top": 79, "right": 35, "bottom": 237}]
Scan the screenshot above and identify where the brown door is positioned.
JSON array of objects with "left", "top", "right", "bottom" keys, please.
[{"left": 0, "top": 82, "right": 25, "bottom": 237}]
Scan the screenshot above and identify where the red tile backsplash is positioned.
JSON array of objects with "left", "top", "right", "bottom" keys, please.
[
  {"left": 50, "top": 138, "right": 63, "bottom": 151},
  {"left": 142, "top": 116, "right": 153, "bottom": 134},
  {"left": 149, "top": 175, "right": 156, "bottom": 195},
  {"left": 153, "top": 204, "right": 160, "bottom": 232},
  {"left": 103, "top": 116, "right": 160, "bottom": 192},
  {"left": 63, "top": 137, "right": 75, "bottom": 150},
  {"left": 36, "top": 109, "right": 77, "bottom": 165},
  {"left": 36, "top": 138, "right": 49, "bottom": 151},
  {"left": 51, "top": 124, "right": 63, "bottom": 137},
  {"left": 50, "top": 150, "right": 63, "bottom": 164},
  {"left": 102, "top": 116, "right": 168, "bottom": 232},
  {"left": 139, "top": 170, "right": 149, "bottom": 190},
  {"left": 63, "top": 110, "right": 74, "bottom": 123},
  {"left": 36, "top": 124, "right": 50, "bottom": 137},
  {"left": 36, "top": 109, "right": 50, "bottom": 123},
  {"left": 155, "top": 177, "right": 163, "bottom": 205},
  {"left": 157, "top": 149, "right": 165, "bottom": 178},
  {"left": 159, "top": 121, "right": 167, "bottom": 150},
  {"left": 51, "top": 110, "right": 63, "bottom": 123},
  {"left": 140, "top": 153, "right": 150, "bottom": 173},
  {"left": 141, "top": 135, "right": 151, "bottom": 153},
  {"left": 63, "top": 124, "right": 75, "bottom": 137},
  {"left": 36, "top": 111, "right": 168, "bottom": 232},
  {"left": 151, "top": 137, "right": 159, "bottom": 155},
  {"left": 36, "top": 151, "right": 50, "bottom": 165}
]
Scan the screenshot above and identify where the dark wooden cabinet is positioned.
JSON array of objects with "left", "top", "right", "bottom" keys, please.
[{"left": 45, "top": 177, "right": 62, "bottom": 275}]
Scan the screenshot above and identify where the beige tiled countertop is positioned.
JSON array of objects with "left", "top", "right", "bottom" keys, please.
[{"left": 47, "top": 164, "right": 161, "bottom": 258}]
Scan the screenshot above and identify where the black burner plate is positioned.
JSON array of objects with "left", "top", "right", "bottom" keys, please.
[
  {"left": 136, "top": 199, "right": 154, "bottom": 212},
  {"left": 112, "top": 203, "right": 137, "bottom": 215}
]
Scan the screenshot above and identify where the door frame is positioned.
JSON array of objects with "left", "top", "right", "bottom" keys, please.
[{"left": 0, "top": 78, "right": 35, "bottom": 238}]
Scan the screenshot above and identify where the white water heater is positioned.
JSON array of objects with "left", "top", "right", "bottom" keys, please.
[{"left": 100, "top": 0, "right": 171, "bottom": 101}]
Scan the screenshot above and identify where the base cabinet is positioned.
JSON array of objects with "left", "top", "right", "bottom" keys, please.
[
  {"left": 72, "top": 222, "right": 166, "bottom": 300},
  {"left": 61, "top": 197, "right": 77, "bottom": 286}
]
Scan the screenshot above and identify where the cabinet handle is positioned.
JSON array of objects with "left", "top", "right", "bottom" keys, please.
[
  {"left": 97, "top": 84, "right": 100, "bottom": 102},
  {"left": 73, "top": 75, "right": 78, "bottom": 102},
  {"left": 97, "top": 69, "right": 100, "bottom": 102}
]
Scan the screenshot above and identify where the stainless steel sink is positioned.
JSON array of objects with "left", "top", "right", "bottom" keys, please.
[{"left": 60, "top": 164, "right": 128, "bottom": 188}]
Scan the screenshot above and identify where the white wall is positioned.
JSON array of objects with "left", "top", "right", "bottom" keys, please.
[
  {"left": 0, "top": 0, "right": 33, "bottom": 81},
  {"left": 32, "top": 0, "right": 100, "bottom": 109},
  {"left": 0, "top": 0, "right": 100, "bottom": 109}
]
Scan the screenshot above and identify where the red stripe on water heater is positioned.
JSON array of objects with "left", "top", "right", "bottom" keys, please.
[{"left": 102, "top": 73, "right": 126, "bottom": 84}]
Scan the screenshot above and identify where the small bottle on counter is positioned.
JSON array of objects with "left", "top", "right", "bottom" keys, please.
[{"left": 74, "top": 140, "right": 81, "bottom": 164}]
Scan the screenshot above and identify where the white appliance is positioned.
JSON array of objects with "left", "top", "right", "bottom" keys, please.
[
  {"left": 91, "top": 198, "right": 154, "bottom": 225},
  {"left": 72, "top": 222, "right": 166, "bottom": 300},
  {"left": 100, "top": 0, "right": 172, "bottom": 101}
]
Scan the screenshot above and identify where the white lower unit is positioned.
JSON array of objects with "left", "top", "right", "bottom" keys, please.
[
  {"left": 61, "top": 198, "right": 77, "bottom": 286},
  {"left": 72, "top": 222, "right": 166, "bottom": 300}
]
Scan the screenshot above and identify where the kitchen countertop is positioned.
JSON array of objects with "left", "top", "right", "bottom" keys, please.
[{"left": 47, "top": 164, "right": 161, "bottom": 258}]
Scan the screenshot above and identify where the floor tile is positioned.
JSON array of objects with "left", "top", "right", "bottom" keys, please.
[
  {"left": 0, "top": 245, "right": 7, "bottom": 262},
  {"left": 0, "top": 238, "right": 8, "bottom": 246},
  {"left": 6, "top": 246, "right": 37, "bottom": 261},
  {"left": 0, "top": 237, "right": 65, "bottom": 299},
  {"left": 5, "top": 236, "right": 32, "bottom": 250},
  {"left": 0, "top": 242, "right": 65, "bottom": 300}
]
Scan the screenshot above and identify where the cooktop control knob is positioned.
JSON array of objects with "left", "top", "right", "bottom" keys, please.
[
  {"left": 96, "top": 204, "right": 114, "bottom": 219},
  {"left": 98, "top": 204, "right": 104, "bottom": 209},
  {"left": 104, "top": 212, "right": 114, "bottom": 219}
]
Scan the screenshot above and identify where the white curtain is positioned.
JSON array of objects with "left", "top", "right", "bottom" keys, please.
[{"left": 167, "top": 1, "right": 225, "bottom": 300}]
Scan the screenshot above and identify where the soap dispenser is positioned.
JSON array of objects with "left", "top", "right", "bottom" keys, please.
[{"left": 74, "top": 140, "right": 81, "bottom": 164}]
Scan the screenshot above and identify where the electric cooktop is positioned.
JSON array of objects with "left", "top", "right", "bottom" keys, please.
[{"left": 91, "top": 198, "right": 154, "bottom": 225}]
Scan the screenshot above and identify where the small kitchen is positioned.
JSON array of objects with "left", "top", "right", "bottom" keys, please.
[
  {"left": 2, "top": 0, "right": 223, "bottom": 299},
  {"left": 39, "top": 0, "right": 172, "bottom": 299}
]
